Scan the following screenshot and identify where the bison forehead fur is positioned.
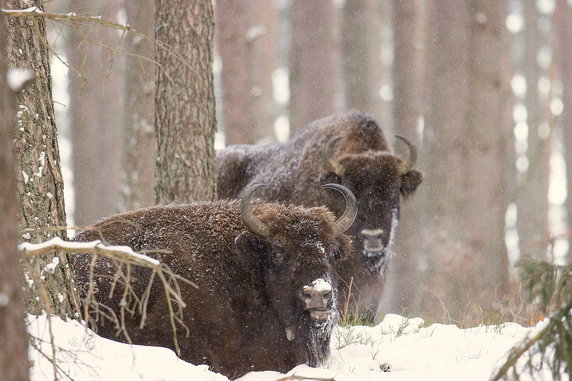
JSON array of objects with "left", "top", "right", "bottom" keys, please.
[
  {"left": 73, "top": 200, "right": 350, "bottom": 378},
  {"left": 216, "top": 110, "right": 423, "bottom": 316}
]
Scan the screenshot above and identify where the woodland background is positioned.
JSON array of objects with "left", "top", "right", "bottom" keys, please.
[{"left": 1, "top": 0, "right": 572, "bottom": 379}]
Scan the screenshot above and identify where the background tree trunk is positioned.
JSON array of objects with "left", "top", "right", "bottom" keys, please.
[
  {"left": 122, "top": 0, "right": 156, "bottom": 211},
  {"left": 414, "top": 0, "right": 471, "bottom": 320},
  {"left": 516, "top": 0, "right": 550, "bottom": 259},
  {"left": 250, "top": 1, "right": 279, "bottom": 144},
  {"left": 288, "top": 0, "right": 339, "bottom": 132},
  {"left": 341, "top": 0, "right": 386, "bottom": 124},
  {"left": 67, "top": 0, "right": 124, "bottom": 226},
  {"left": 215, "top": 0, "right": 258, "bottom": 145},
  {"left": 460, "top": 0, "right": 512, "bottom": 317},
  {"left": 6, "top": 0, "right": 75, "bottom": 318},
  {"left": 554, "top": 0, "right": 572, "bottom": 264},
  {"left": 386, "top": 0, "right": 428, "bottom": 315},
  {"left": 0, "top": 9, "right": 29, "bottom": 379},
  {"left": 155, "top": 0, "right": 217, "bottom": 204}
]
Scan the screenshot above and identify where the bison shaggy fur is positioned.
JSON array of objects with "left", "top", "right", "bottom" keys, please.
[{"left": 73, "top": 198, "right": 354, "bottom": 378}]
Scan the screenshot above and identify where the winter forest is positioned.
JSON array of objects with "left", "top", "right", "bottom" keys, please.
[{"left": 1, "top": 0, "right": 572, "bottom": 380}]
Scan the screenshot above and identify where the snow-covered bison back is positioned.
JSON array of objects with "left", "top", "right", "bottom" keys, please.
[
  {"left": 217, "top": 111, "right": 423, "bottom": 317},
  {"left": 73, "top": 184, "right": 357, "bottom": 378}
]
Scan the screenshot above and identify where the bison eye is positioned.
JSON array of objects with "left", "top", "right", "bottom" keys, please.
[
  {"left": 270, "top": 250, "right": 285, "bottom": 267},
  {"left": 329, "top": 244, "right": 344, "bottom": 260}
]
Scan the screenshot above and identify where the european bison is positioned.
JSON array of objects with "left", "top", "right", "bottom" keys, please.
[
  {"left": 73, "top": 184, "right": 357, "bottom": 378},
  {"left": 217, "top": 111, "right": 423, "bottom": 316}
]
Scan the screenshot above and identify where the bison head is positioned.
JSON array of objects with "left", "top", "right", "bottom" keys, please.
[
  {"left": 234, "top": 183, "right": 356, "bottom": 365},
  {"left": 321, "top": 135, "right": 423, "bottom": 276}
]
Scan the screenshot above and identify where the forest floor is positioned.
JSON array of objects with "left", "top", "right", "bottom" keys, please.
[{"left": 27, "top": 313, "right": 557, "bottom": 381}]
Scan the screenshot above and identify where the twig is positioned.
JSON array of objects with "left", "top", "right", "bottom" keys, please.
[{"left": 490, "top": 299, "right": 572, "bottom": 381}]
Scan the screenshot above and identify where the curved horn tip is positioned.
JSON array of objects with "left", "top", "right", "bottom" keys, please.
[
  {"left": 323, "top": 183, "right": 357, "bottom": 236},
  {"left": 240, "top": 184, "right": 271, "bottom": 238},
  {"left": 322, "top": 136, "right": 345, "bottom": 176},
  {"left": 394, "top": 134, "right": 418, "bottom": 173}
]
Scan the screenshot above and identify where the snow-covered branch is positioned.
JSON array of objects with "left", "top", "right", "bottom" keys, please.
[{"left": 19, "top": 237, "right": 160, "bottom": 266}]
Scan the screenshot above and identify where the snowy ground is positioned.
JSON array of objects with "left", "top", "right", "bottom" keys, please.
[{"left": 28, "top": 313, "right": 558, "bottom": 381}]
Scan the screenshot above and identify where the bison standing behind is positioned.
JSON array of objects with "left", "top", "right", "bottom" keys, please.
[
  {"left": 73, "top": 184, "right": 356, "bottom": 378},
  {"left": 217, "top": 111, "right": 423, "bottom": 317}
]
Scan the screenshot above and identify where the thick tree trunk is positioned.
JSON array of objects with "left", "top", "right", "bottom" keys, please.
[
  {"left": 387, "top": 0, "right": 428, "bottom": 315},
  {"left": 155, "top": 0, "right": 217, "bottom": 204},
  {"left": 6, "top": 0, "right": 75, "bottom": 317},
  {"left": 516, "top": 0, "right": 550, "bottom": 259},
  {"left": 412, "top": 0, "right": 472, "bottom": 320},
  {"left": 461, "top": 0, "right": 512, "bottom": 316},
  {"left": 289, "top": 0, "right": 339, "bottom": 132},
  {"left": 554, "top": 0, "right": 572, "bottom": 263},
  {"left": 122, "top": 0, "right": 156, "bottom": 211},
  {"left": 0, "top": 10, "right": 29, "bottom": 380},
  {"left": 67, "top": 0, "right": 124, "bottom": 226}
]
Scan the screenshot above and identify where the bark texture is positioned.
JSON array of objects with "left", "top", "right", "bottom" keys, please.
[
  {"left": 6, "top": 0, "right": 75, "bottom": 317},
  {"left": 155, "top": 0, "right": 217, "bottom": 204},
  {"left": 0, "top": 9, "right": 29, "bottom": 380},
  {"left": 289, "top": 0, "right": 339, "bottom": 132},
  {"left": 122, "top": 0, "right": 156, "bottom": 211}
]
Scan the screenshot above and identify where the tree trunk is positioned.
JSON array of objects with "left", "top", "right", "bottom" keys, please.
[
  {"left": 155, "top": 0, "right": 217, "bottom": 204},
  {"left": 554, "top": 0, "right": 572, "bottom": 264},
  {"left": 460, "top": 0, "right": 512, "bottom": 317},
  {"left": 289, "top": 0, "right": 339, "bottom": 132},
  {"left": 341, "top": 0, "right": 383, "bottom": 117},
  {"left": 516, "top": 0, "right": 550, "bottom": 259},
  {"left": 6, "top": 0, "right": 75, "bottom": 317},
  {"left": 215, "top": 0, "right": 258, "bottom": 145},
  {"left": 0, "top": 9, "right": 29, "bottom": 380},
  {"left": 122, "top": 0, "right": 156, "bottom": 211},
  {"left": 67, "top": 0, "right": 124, "bottom": 226},
  {"left": 410, "top": 0, "right": 471, "bottom": 321},
  {"left": 386, "top": 0, "right": 428, "bottom": 315},
  {"left": 250, "top": 1, "right": 278, "bottom": 144}
]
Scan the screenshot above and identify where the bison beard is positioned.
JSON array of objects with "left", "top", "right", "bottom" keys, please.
[{"left": 73, "top": 184, "right": 356, "bottom": 378}]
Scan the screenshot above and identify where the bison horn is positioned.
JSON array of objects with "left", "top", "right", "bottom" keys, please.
[
  {"left": 241, "top": 184, "right": 271, "bottom": 238},
  {"left": 323, "top": 183, "right": 357, "bottom": 236},
  {"left": 322, "top": 136, "right": 345, "bottom": 176},
  {"left": 395, "top": 135, "right": 418, "bottom": 174}
]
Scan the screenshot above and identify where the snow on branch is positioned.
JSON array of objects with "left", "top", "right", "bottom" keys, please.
[
  {"left": 19, "top": 234, "right": 196, "bottom": 360},
  {"left": 19, "top": 237, "right": 160, "bottom": 266}
]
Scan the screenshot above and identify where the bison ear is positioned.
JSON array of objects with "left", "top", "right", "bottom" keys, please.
[
  {"left": 400, "top": 169, "right": 423, "bottom": 198},
  {"left": 235, "top": 232, "right": 267, "bottom": 267},
  {"left": 319, "top": 172, "right": 341, "bottom": 185}
]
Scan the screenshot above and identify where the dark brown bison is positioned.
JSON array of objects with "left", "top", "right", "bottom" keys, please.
[
  {"left": 73, "top": 184, "right": 357, "bottom": 378},
  {"left": 217, "top": 111, "right": 423, "bottom": 317}
]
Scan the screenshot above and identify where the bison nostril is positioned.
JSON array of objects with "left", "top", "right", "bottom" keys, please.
[{"left": 323, "top": 291, "right": 332, "bottom": 304}]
